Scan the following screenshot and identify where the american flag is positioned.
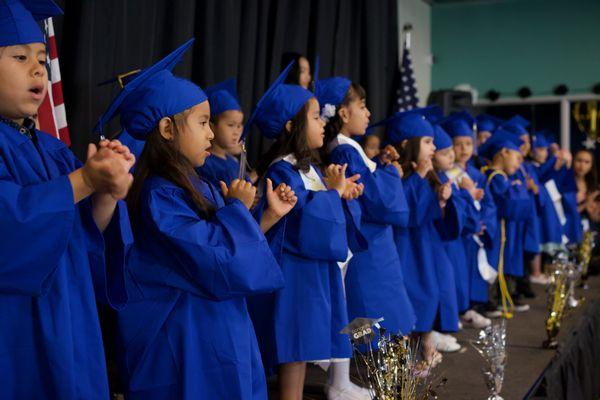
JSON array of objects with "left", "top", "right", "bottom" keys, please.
[
  {"left": 37, "top": 18, "right": 70, "bottom": 146},
  {"left": 395, "top": 41, "right": 419, "bottom": 112}
]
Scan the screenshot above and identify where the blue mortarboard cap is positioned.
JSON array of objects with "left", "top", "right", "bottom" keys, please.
[
  {"left": 478, "top": 129, "right": 522, "bottom": 160},
  {"left": 370, "top": 108, "right": 434, "bottom": 144},
  {"left": 532, "top": 129, "right": 552, "bottom": 149},
  {"left": 501, "top": 115, "right": 530, "bottom": 136},
  {"left": 204, "top": 78, "right": 241, "bottom": 117},
  {"left": 439, "top": 110, "right": 475, "bottom": 138},
  {"left": 419, "top": 105, "right": 444, "bottom": 124},
  {"left": 243, "top": 61, "right": 314, "bottom": 140},
  {"left": 0, "top": 0, "right": 62, "bottom": 47},
  {"left": 95, "top": 39, "right": 208, "bottom": 140},
  {"left": 476, "top": 114, "right": 503, "bottom": 132},
  {"left": 434, "top": 124, "right": 453, "bottom": 150},
  {"left": 314, "top": 76, "right": 351, "bottom": 109}
]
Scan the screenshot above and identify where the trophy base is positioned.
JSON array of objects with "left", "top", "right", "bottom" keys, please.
[
  {"left": 487, "top": 395, "right": 504, "bottom": 400},
  {"left": 543, "top": 338, "right": 558, "bottom": 349}
]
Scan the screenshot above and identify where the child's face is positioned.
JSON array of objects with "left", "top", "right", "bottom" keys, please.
[
  {"left": 477, "top": 130, "right": 492, "bottom": 147},
  {"left": 298, "top": 57, "right": 311, "bottom": 89},
  {"left": 574, "top": 151, "right": 593, "bottom": 177},
  {"left": 341, "top": 97, "right": 371, "bottom": 136},
  {"left": 453, "top": 136, "right": 473, "bottom": 165},
  {"left": 305, "top": 98, "right": 325, "bottom": 150},
  {"left": 532, "top": 147, "right": 548, "bottom": 164},
  {"left": 0, "top": 44, "right": 48, "bottom": 121},
  {"left": 519, "top": 134, "right": 531, "bottom": 156},
  {"left": 212, "top": 110, "right": 243, "bottom": 152},
  {"left": 500, "top": 148, "right": 522, "bottom": 176},
  {"left": 176, "top": 100, "right": 214, "bottom": 167},
  {"left": 433, "top": 147, "right": 455, "bottom": 171},
  {"left": 419, "top": 136, "right": 436, "bottom": 162},
  {"left": 363, "top": 135, "right": 381, "bottom": 159}
]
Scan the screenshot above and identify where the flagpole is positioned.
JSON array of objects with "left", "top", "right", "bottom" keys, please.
[{"left": 403, "top": 24, "right": 412, "bottom": 50}]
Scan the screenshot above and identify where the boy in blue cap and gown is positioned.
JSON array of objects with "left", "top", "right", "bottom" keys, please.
[
  {"left": 196, "top": 78, "right": 250, "bottom": 186},
  {"left": 478, "top": 129, "right": 532, "bottom": 316},
  {"left": 0, "top": 1, "right": 134, "bottom": 398}
]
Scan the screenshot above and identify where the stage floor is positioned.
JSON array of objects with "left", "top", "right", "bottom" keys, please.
[{"left": 268, "top": 275, "right": 600, "bottom": 399}]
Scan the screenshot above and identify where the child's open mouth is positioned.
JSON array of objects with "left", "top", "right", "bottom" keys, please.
[{"left": 29, "top": 85, "right": 44, "bottom": 100}]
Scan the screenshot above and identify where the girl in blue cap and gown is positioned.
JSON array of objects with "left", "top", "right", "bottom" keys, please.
[
  {"left": 316, "top": 75, "right": 414, "bottom": 394},
  {"left": 478, "top": 131, "right": 532, "bottom": 316},
  {"left": 440, "top": 111, "right": 497, "bottom": 323},
  {"left": 384, "top": 110, "right": 460, "bottom": 365},
  {"left": 247, "top": 64, "right": 368, "bottom": 400},
  {"left": 196, "top": 78, "right": 251, "bottom": 186},
  {"left": 0, "top": 1, "right": 134, "bottom": 398},
  {"left": 98, "top": 40, "right": 297, "bottom": 400},
  {"left": 317, "top": 76, "right": 416, "bottom": 334}
]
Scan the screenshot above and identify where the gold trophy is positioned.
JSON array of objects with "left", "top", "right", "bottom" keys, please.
[{"left": 572, "top": 101, "right": 600, "bottom": 149}]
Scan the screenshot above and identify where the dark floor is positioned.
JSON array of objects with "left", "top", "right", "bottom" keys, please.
[{"left": 267, "top": 276, "right": 600, "bottom": 399}]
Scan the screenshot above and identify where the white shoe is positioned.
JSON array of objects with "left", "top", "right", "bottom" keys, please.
[
  {"left": 325, "top": 383, "right": 372, "bottom": 400},
  {"left": 461, "top": 310, "right": 492, "bottom": 329},
  {"left": 530, "top": 274, "right": 550, "bottom": 285},
  {"left": 432, "top": 332, "right": 461, "bottom": 353},
  {"left": 432, "top": 330, "right": 458, "bottom": 343}
]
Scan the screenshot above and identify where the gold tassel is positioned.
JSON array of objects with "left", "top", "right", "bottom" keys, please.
[{"left": 486, "top": 170, "right": 515, "bottom": 319}]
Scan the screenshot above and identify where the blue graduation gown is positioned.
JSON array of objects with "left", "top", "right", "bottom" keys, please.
[
  {"left": 465, "top": 163, "right": 497, "bottom": 304},
  {"left": 536, "top": 156, "right": 582, "bottom": 244},
  {"left": 0, "top": 123, "right": 131, "bottom": 399},
  {"left": 531, "top": 162, "right": 564, "bottom": 244},
  {"left": 484, "top": 169, "right": 532, "bottom": 277},
  {"left": 116, "top": 175, "right": 283, "bottom": 399},
  {"left": 439, "top": 173, "right": 481, "bottom": 313},
  {"left": 516, "top": 162, "right": 542, "bottom": 255},
  {"left": 329, "top": 143, "right": 416, "bottom": 337},
  {"left": 395, "top": 173, "right": 460, "bottom": 332},
  {"left": 248, "top": 159, "right": 353, "bottom": 371},
  {"left": 195, "top": 153, "right": 248, "bottom": 188}
]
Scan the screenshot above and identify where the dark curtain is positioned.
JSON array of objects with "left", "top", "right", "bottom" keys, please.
[{"left": 52, "top": 0, "right": 399, "bottom": 165}]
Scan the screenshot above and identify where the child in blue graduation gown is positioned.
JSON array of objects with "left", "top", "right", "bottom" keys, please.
[
  {"left": 382, "top": 110, "right": 461, "bottom": 365},
  {"left": 478, "top": 131, "right": 533, "bottom": 316},
  {"left": 97, "top": 40, "right": 295, "bottom": 400},
  {"left": 501, "top": 116, "right": 545, "bottom": 298},
  {"left": 247, "top": 64, "right": 369, "bottom": 400},
  {"left": 530, "top": 134, "right": 568, "bottom": 250},
  {"left": 196, "top": 78, "right": 250, "bottom": 186},
  {"left": 316, "top": 75, "right": 414, "bottom": 395},
  {"left": 0, "top": 2, "right": 134, "bottom": 398},
  {"left": 441, "top": 112, "right": 498, "bottom": 322},
  {"left": 433, "top": 118, "right": 492, "bottom": 330}
]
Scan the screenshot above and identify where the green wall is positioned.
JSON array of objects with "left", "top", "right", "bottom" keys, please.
[{"left": 431, "top": 0, "right": 600, "bottom": 97}]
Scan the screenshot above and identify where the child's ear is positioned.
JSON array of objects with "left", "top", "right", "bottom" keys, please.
[
  {"left": 338, "top": 106, "right": 349, "bottom": 124},
  {"left": 285, "top": 120, "right": 293, "bottom": 133},
  {"left": 158, "top": 117, "right": 175, "bottom": 141},
  {"left": 401, "top": 139, "right": 408, "bottom": 149}
]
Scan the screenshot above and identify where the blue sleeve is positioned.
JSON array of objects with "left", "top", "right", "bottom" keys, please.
[
  {"left": 343, "top": 199, "right": 368, "bottom": 253},
  {"left": 145, "top": 186, "right": 284, "bottom": 300},
  {"left": 402, "top": 173, "right": 442, "bottom": 227},
  {"left": 330, "top": 145, "right": 409, "bottom": 227},
  {"left": 0, "top": 160, "right": 76, "bottom": 296},
  {"left": 457, "top": 188, "right": 483, "bottom": 235},
  {"left": 488, "top": 174, "right": 531, "bottom": 221},
  {"left": 83, "top": 199, "right": 132, "bottom": 309},
  {"left": 435, "top": 192, "right": 463, "bottom": 241},
  {"left": 264, "top": 163, "right": 348, "bottom": 261}
]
